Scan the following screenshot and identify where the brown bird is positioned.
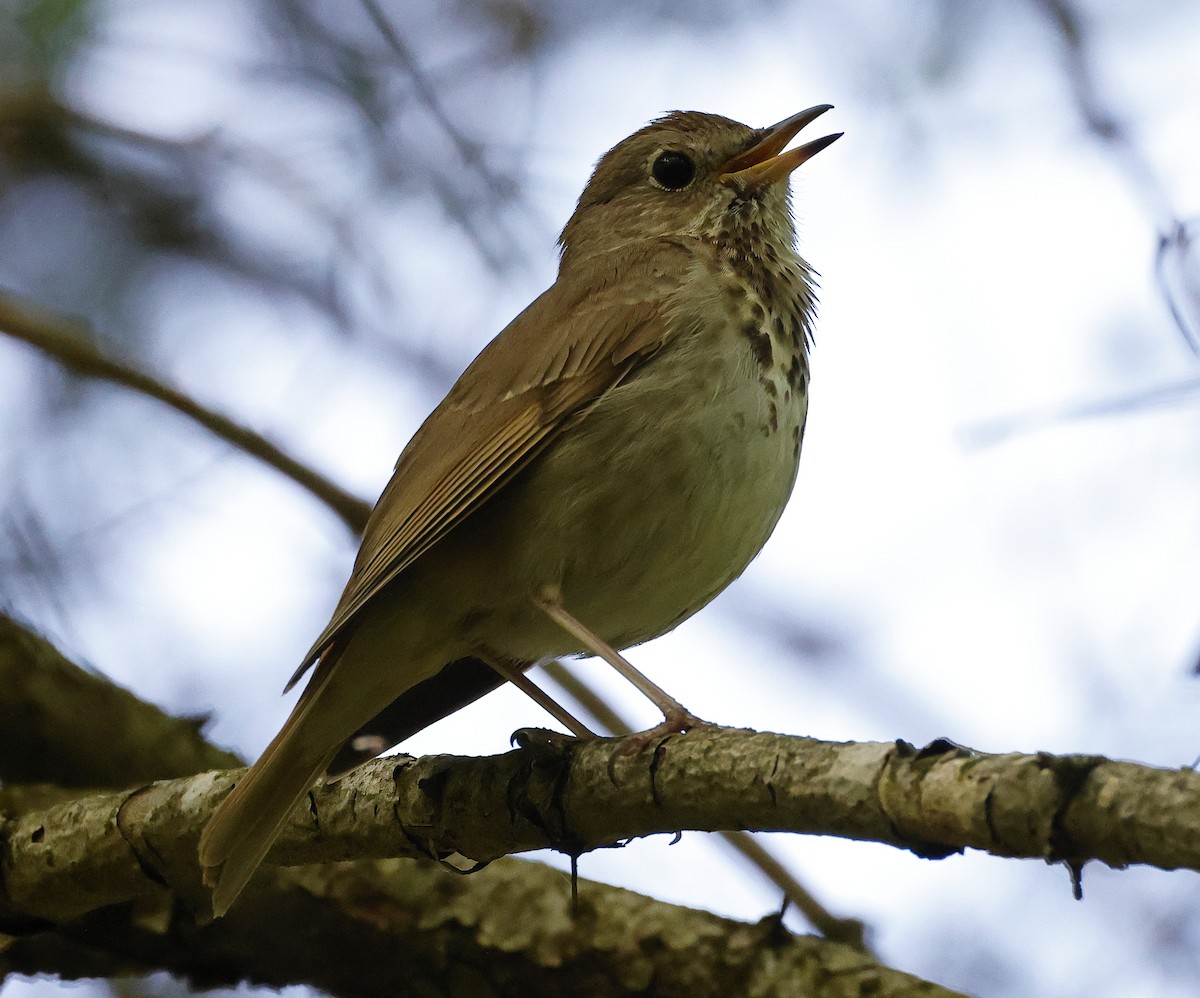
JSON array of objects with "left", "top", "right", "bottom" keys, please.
[{"left": 199, "top": 106, "right": 840, "bottom": 915}]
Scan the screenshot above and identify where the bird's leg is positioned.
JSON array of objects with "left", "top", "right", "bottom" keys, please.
[
  {"left": 478, "top": 650, "right": 596, "bottom": 738},
  {"left": 532, "top": 587, "right": 705, "bottom": 737}
]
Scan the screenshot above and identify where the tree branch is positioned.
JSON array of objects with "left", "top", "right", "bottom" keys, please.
[
  {"left": 0, "top": 855, "right": 957, "bottom": 998},
  {"left": 0, "top": 614, "right": 240, "bottom": 788},
  {"left": 0, "top": 617, "right": 955, "bottom": 995},
  {"left": 543, "top": 658, "right": 870, "bottom": 951},
  {"left": 4, "top": 728, "right": 1196, "bottom": 926},
  {"left": 1030, "top": 0, "right": 1200, "bottom": 356},
  {"left": 0, "top": 290, "right": 372, "bottom": 533}
]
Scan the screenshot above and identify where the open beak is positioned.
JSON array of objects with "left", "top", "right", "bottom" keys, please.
[{"left": 719, "top": 105, "right": 841, "bottom": 189}]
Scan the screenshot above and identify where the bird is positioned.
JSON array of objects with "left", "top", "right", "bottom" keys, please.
[{"left": 199, "top": 105, "right": 841, "bottom": 915}]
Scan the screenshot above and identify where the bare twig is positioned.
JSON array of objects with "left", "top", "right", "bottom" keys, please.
[
  {"left": 359, "top": 0, "right": 516, "bottom": 206},
  {"left": 961, "top": 375, "right": 1200, "bottom": 449},
  {"left": 718, "top": 831, "right": 870, "bottom": 951},
  {"left": 1155, "top": 219, "right": 1200, "bottom": 355},
  {"left": 0, "top": 290, "right": 372, "bottom": 533},
  {"left": 1031, "top": 0, "right": 1199, "bottom": 355},
  {"left": 1032, "top": 0, "right": 1172, "bottom": 215}
]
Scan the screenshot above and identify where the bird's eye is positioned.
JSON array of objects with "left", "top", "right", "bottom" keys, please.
[{"left": 651, "top": 151, "right": 696, "bottom": 190}]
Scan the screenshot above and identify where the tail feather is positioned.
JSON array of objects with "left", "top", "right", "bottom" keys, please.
[
  {"left": 200, "top": 628, "right": 446, "bottom": 915},
  {"left": 199, "top": 699, "right": 337, "bottom": 916},
  {"left": 199, "top": 650, "right": 350, "bottom": 916}
]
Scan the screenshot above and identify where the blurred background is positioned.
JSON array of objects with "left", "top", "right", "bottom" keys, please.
[{"left": 2, "top": 0, "right": 1199, "bottom": 994}]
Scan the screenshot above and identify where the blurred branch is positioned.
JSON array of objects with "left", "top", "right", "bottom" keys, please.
[
  {"left": 964, "top": 2, "right": 1200, "bottom": 456},
  {"left": 70, "top": 106, "right": 368, "bottom": 284},
  {"left": 358, "top": 0, "right": 525, "bottom": 272},
  {"left": 0, "top": 289, "right": 372, "bottom": 533},
  {"left": 718, "top": 830, "right": 869, "bottom": 952},
  {"left": 0, "top": 613, "right": 240, "bottom": 788},
  {"left": 6, "top": 729, "right": 1198, "bottom": 924},
  {"left": 542, "top": 659, "right": 870, "bottom": 952},
  {"left": 267, "top": 0, "right": 531, "bottom": 273},
  {"left": 360, "top": 0, "right": 517, "bottom": 206},
  {"left": 1032, "top": 0, "right": 1200, "bottom": 355},
  {"left": 0, "top": 89, "right": 356, "bottom": 323},
  {"left": 1155, "top": 218, "right": 1200, "bottom": 355},
  {"left": 960, "top": 374, "right": 1200, "bottom": 449},
  {"left": 62, "top": 106, "right": 487, "bottom": 367},
  {"left": 1032, "top": 0, "right": 1173, "bottom": 218}
]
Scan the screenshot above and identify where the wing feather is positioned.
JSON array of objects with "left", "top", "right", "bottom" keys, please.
[{"left": 286, "top": 240, "right": 693, "bottom": 689}]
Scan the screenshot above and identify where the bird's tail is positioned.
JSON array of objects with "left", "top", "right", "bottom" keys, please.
[{"left": 199, "top": 654, "right": 343, "bottom": 916}]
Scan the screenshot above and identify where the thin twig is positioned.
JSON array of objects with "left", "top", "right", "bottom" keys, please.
[
  {"left": 960, "top": 375, "right": 1200, "bottom": 449},
  {"left": 359, "top": 0, "right": 516, "bottom": 205},
  {"left": 1031, "top": 0, "right": 1198, "bottom": 354},
  {"left": 0, "top": 290, "right": 371, "bottom": 534},
  {"left": 717, "top": 831, "right": 869, "bottom": 951},
  {"left": 1155, "top": 219, "right": 1200, "bottom": 355},
  {"left": 1031, "top": 0, "right": 1174, "bottom": 220}
]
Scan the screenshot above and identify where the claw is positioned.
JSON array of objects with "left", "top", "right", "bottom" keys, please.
[{"left": 511, "top": 725, "right": 588, "bottom": 749}]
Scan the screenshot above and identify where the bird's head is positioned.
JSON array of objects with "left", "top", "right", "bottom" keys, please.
[{"left": 559, "top": 106, "right": 840, "bottom": 266}]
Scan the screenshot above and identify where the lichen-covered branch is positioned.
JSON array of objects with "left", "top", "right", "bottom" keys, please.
[
  {"left": 3, "top": 535, "right": 864, "bottom": 956},
  {"left": 0, "top": 617, "right": 953, "bottom": 997},
  {"left": 0, "top": 855, "right": 958, "bottom": 998},
  {"left": 544, "top": 658, "right": 869, "bottom": 950},
  {"left": 0, "top": 630, "right": 951, "bottom": 996},
  {"left": 0, "top": 614, "right": 240, "bottom": 788},
  {"left": 4, "top": 727, "right": 1198, "bottom": 927}
]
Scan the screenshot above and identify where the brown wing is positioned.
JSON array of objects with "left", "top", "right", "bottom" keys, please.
[{"left": 286, "top": 240, "right": 692, "bottom": 690}]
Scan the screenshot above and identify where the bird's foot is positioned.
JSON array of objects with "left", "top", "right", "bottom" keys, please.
[{"left": 612, "top": 706, "right": 710, "bottom": 757}]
